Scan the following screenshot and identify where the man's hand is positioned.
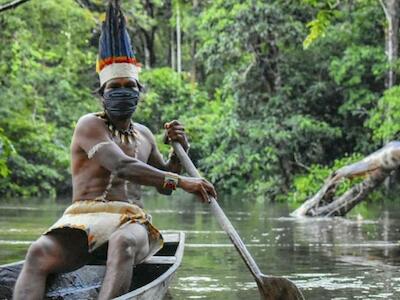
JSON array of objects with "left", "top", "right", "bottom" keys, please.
[
  {"left": 164, "top": 120, "right": 190, "bottom": 151},
  {"left": 178, "top": 176, "right": 217, "bottom": 203}
]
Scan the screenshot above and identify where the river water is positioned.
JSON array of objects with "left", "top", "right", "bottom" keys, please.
[{"left": 0, "top": 191, "right": 399, "bottom": 299}]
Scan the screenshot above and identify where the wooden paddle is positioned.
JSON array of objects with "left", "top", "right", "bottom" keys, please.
[{"left": 172, "top": 142, "right": 305, "bottom": 300}]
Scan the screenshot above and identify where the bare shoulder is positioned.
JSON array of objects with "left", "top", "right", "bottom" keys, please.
[
  {"left": 72, "top": 113, "right": 111, "bottom": 154},
  {"left": 75, "top": 113, "right": 107, "bottom": 136},
  {"left": 76, "top": 113, "right": 105, "bottom": 128},
  {"left": 134, "top": 123, "right": 156, "bottom": 144}
]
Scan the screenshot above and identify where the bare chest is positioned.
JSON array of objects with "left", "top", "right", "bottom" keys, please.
[{"left": 112, "top": 132, "right": 152, "bottom": 163}]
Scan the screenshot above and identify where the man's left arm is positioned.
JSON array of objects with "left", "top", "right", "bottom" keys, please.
[{"left": 145, "top": 120, "right": 190, "bottom": 194}]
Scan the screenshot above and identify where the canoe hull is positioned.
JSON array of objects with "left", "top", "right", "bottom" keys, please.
[{"left": 0, "top": 232, "right": 184, "bottom": 300}]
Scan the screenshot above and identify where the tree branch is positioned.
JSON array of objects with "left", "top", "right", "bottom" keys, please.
[
  {"left": 379, "top": 0, "right": 390, "bottom": 20},
  {"left": 292, "top": 154, "right": 311, "bottom": 172},
  {"left": 0, "top": 0, "right": 32, "bottom": 13},
  {"left": 74, "top": 0, "right": 99, "bottom": 25},
  {"left": 74, "top": 0, "right": 85, "bottom": 9}
]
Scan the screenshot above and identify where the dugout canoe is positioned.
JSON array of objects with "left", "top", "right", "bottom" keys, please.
[{"left": 0, "top": 232, "right": 185, "bottom": 300}]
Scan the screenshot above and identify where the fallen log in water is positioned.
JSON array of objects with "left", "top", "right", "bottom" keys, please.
[{"left": 292, "top": 142, "right": 400, "bottom": 217}]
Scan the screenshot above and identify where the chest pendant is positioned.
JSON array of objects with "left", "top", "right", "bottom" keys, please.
[
  {"left": 108, "top": 123, "right": 140, "bottom": 157},
  {"left": 95, "top": 112, "right": 139, "bottom": 157}
]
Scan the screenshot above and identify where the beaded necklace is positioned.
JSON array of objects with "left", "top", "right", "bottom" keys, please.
[{"left": 95, "top": 111, "right": 139, "bottom": 146}]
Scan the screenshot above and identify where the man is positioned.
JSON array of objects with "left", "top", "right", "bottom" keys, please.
[{"left": 13, "top": 1, "right": 216, "bottom": 299}]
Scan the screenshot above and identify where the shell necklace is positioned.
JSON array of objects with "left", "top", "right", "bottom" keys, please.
[{"left": 96, "top": 111, "right": 139, "bottom": 147}]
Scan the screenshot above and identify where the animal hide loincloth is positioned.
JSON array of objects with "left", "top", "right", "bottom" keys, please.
[{"left": 44, "top": 200, "right": 163, "bottom": 263}]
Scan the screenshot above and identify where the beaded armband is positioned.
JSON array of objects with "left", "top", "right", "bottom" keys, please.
[{"left": 163, "top": 172, "right": 180, "bottom": 190}]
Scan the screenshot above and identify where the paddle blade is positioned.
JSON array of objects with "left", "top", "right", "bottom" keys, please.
[{"left": 257, "top": 275, "right": 305, "bottom": 300}]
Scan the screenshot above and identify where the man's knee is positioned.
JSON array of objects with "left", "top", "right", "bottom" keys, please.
[
  {"left": 109, "top": 226, "right": 150, "bottom": 263},
  {"left": 109, "top": 231, "right": 138, "bottom": 260},
  {"left": 25, "top": 240, "right": 57, "bottom": 273}
]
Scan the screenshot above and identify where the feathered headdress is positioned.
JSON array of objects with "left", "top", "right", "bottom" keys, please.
[{"left": 96, "top": 0, "right": 140, "bottom": 86}]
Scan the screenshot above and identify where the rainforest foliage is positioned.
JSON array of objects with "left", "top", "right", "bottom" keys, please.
[{"left": 0, "top": 0, "right": 398, "bottom": 201}]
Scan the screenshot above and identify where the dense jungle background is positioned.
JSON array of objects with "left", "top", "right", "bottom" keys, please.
[{"left": 0, "top": 0, "right": 399, "bottom": 203}]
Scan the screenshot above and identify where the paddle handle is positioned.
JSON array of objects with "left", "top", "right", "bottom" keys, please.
[{"left": 172, "top": 142, "right": 262, "bottom": 280}]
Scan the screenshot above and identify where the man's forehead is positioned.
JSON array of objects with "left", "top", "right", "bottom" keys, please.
[{"left": 105, "top": 77, "right": 137, "bottom": 85}]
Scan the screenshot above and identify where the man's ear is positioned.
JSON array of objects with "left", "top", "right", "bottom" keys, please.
[
  {"left": 136, "top": 80, "right": 145, "bottom": 93},
  {"left": 93, "top": 84, "right": 106, "bottom": 98}
]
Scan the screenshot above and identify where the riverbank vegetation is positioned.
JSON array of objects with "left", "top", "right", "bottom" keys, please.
[{"left": 0, "top": 0, "right": 398, "bottom": 202}]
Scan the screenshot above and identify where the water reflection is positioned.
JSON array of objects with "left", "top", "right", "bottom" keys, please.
[{"left": 0, "top": 192, "right": 399, "bottom": 299}]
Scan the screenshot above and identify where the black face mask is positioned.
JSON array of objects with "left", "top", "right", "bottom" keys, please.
[{"left": 103, "top": 88, "right": 139, "bottom": 119}]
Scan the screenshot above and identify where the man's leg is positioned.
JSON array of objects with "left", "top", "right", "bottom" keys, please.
[
  {"left": 98, "top": 223, "right": 150, "bottom": 300},
  {"left": 13, "top": 229, "right": 90, "bottom": 300}
]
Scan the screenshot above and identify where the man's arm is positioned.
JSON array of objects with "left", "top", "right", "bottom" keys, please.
[
  {"left": 146, "top": 120, "right": 189, "bottom": 172},
  {"left": 142, "top": 121, "right": 189, "bottom": 195},
  {"left": 75, "top": 115, "right": 215, "bottom": 202}
]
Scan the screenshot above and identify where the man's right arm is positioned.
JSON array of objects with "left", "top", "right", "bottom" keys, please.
[{"left": 75, "top": 115, "right": 216, "bottom": 202}]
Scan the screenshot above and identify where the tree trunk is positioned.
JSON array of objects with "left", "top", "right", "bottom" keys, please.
[
  {"left": 176, "top": 1, "right": 182, "bottom": 73},
  {"left": 142, "top": 30, "right": 151, "bottom": 69},
  {"left": 380, "top": 0, "right": 399, "bottom": 89},
  {"left": 137, "top": 0, "right": 157, "bottom": 69},
  {"left": 190, "top": 39, "right": 197, "bottom": 82},
  {"left": 278, "top": 155, "right": 291, "bottom": 193},
  {"left": 379, "top": 0, "right": 399, "bottom": 188},
  {"left": 166, "top": 0, "right": 175, "bottom": 70},
  {"left": 141, "top": 30, "right": 156, "bottom": 69},
  {"left": 170, "top": 29, "right": 176, "bottom": 70},
  {"left": 190, "top": 0, "right": 199, "bottom": 82}
]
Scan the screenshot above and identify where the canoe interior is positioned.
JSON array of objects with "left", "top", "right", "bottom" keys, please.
[{"left": 0, "top": 232, "right": 184, "bottom": 300}]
